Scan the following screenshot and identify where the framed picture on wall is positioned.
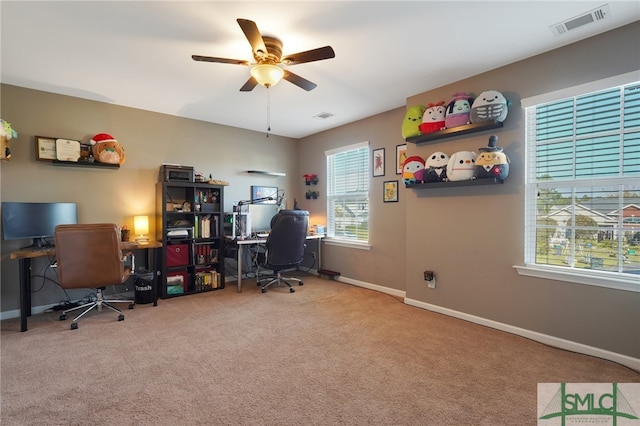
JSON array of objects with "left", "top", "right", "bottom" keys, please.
[
  {"left": 383, "top": 180, "right": 399, "bottom": 203},
  {"left": 396, "top": 144, "right": 407, "bottom": 175},
  {"left": 35, "top": 136, "right": 57, "bottom": 161},
  {"left": 373, "top": 148, "right": 385, "bottom": 177},
  {"left": 251, "top": 186, "right": 278, "bottom": 203}
]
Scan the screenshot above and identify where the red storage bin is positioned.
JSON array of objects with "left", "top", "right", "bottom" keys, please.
[{"left": 166, "top": 244, "right": 189, "bottom": 267}]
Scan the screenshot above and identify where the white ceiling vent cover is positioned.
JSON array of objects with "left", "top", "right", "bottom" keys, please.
[
  {"left": 550, "top": 4, "right": 610, "bottom": 36},
  {"left": 313, "top": 112, "right": 334, "bottom": 120}
]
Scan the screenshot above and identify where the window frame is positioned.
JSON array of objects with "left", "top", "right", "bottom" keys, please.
[
  {"left": 516, "top": 71, "right": 640, "bottom": 293},
  {"left": 325, "top": 141, "right": 371, "bottom": 249}
]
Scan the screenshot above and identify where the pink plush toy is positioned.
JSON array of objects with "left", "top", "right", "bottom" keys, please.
[
  {"left": 419, "top": 101, "right": 446, "bottom": 134},
  {"left": 445, "top": 92, "right": 474, "bottom": 128}
]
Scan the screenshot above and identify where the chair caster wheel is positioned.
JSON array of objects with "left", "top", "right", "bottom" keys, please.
[
  {"left": 59, "top": 314, "right": 67, "bottom": 321},
  {"left": 128, "top": 303, "right": 135, "bottom": 309},
  {"left": 261, "top": 288, "right": 267, "bottom": 293},
  {"left": 290, "top": 288, "right": 295, "bottom": 293},
  {"left": 118, "top": 314, "right": 125, "bottom": 321},
  {"left": 299, "top": 282, "right": 304, "bottom": 286},
  {"left": 70, "top": 322, "right": 78, "bottom": 330}
]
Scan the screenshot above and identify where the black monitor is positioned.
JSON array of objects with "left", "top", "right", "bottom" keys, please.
[{"left": 1, "top": 202, "right": 78, "bottom": 248}]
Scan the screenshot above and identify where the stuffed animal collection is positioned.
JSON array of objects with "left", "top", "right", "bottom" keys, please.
[
  {"left": 402, "top": 90, "right": 508, "bottom": 139},
  {"left": 401, "top": 134, "right": 509, "bottom": 184}
]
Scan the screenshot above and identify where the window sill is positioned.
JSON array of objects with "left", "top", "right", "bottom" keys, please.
[
  {"left": 513, "top": 264, "right": 639, "bottom": 293},
  {"left": 323, "top": 238, "right": 371, "bottom": 250}
]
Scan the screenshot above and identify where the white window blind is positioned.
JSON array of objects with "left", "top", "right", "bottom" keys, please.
[
  {"left": 325, "top": 141, "right": 369, "bottom": 243},
  {"left": 523, "top": 80, "right": 640, "bottom": 289}
]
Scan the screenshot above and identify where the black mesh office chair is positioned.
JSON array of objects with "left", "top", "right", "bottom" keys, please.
[
  {"left": 257, "top": 210, "right": 309, "bottom": 293},
  {"left": 54, "top": 223, "right": 134, "bottom": 329}
]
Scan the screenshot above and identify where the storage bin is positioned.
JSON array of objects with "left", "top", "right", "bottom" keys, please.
[{"left": 166, "top": 244, "right": 189, "bottom": 267}]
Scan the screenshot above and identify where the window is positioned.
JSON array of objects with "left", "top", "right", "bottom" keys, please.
[
  {"left": 325, "top": 141, "right": 369, "bottom": 245},
  {"left": 520, "top": 76, "right": 640, "bottom": 291}
]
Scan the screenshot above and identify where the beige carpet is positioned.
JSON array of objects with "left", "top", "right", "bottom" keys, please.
[{"left": 2, "top": 275, "right": 638, "bottom": 425}]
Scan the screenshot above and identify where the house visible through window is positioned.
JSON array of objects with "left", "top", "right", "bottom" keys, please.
[
  {"left": 325, "top": 141, "right": 369, "bottom": 244},
  {"left": 522, "top": 78, "right": 640, "bottom": 290}
]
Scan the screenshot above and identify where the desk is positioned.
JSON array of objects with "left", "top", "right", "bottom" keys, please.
[
  {"left": 9, "top": 240, "right": 162, "bottom": 332},
  {"left": 233, "top": 234, "right": 323, "bottom": 292}
]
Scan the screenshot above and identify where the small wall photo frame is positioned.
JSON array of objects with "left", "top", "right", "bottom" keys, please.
[
  {"left": 396, "top": 144, "right": 407, "bottom": 175},
  {"left": 251, "top": 186, "right": 278, "bottom": 203},
  {"left": 35, "top": 136, "right": 57, "bottom": 161},
  {"left": 383, "top": 180, "right": 399, "bottom": 203},
  {"left": 373, "top": 148, "right": 385, "bottom": 177}
]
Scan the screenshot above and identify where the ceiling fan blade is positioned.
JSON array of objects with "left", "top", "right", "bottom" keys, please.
[
  {"left": 240, "top": 76, "right": 258, "bottom": 92},
  {"left": 282, "top": 46, "right": 335, "bottom": 65},
  {"left": 237, "top": 19, "right": 268, "bottom": 58},
  {"left": 192, "top": 55, "right": 249, "bottom": 66},
  {"left": 283, "top": 70, "right": 317, "bottom": 91}
]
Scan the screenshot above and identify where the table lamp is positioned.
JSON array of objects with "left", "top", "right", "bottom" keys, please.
[{"left": 134, "top": 215, "right": 149, "bottom": 243}]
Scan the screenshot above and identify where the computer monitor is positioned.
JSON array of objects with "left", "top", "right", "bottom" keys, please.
[
  {"left": 1, "top": 201, "right": 78, "bottom": 248},
  {"left": 248, "top": 204, "right": 279, "bottom": 234}
]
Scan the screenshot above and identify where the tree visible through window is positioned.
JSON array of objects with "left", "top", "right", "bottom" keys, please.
[
  {"left": 325, "top": 142, "right": 369, "bottom": 243},
  {"left": 524, "top": 81, "right": 640, "bottom": 282}
]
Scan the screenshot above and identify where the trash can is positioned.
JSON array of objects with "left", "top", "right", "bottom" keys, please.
[{"left": 134, "top": 273, "right": 155, "bottom": 304}]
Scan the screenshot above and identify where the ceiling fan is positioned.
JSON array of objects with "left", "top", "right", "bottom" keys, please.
[{"left": 192, "top": 18, "right": 335, "bottom": 92}]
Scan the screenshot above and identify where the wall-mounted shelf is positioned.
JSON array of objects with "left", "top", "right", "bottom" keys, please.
[
  {"left": 247, "top": 170, "right": 286, "bottom": 176},
  {"left": 405, "top": 120, "right": 503, "bottom": 144},
  {"left": 51, "top": 160, "right": 119, "bottom": 169},
  {"left": 405, "top": 178, "right": 505, "bottom": 189}
]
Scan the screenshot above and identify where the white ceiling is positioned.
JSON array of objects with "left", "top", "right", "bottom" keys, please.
[{"left": 2, "top": 1, "right": 639, "bottom": 139}]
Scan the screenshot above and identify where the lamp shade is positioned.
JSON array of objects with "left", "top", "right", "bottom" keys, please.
[
  {"left": 250, "top": 64, "right": 285, "bottom": 88},
  {"left": 134, "top": 215, "right": 149, "bottom": 238}
]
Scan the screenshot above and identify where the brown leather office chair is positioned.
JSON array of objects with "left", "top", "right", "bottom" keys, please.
[
  {"left": 256, "top": 210, "right": 309, "bottom": 293},
  {"left": 54, "top": 223, "right": 134, "bottom": 329}
]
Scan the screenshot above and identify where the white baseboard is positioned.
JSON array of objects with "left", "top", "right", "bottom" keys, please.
[
  {"left": 335, "top": 276, "right": 407, "bottom": 299},
  {"left": 404, "top": 297, "right": 640, "bottom": 373},
  {"left": 1, "top": 304, "right": 51, "bottom": 321},
  {"left": 333, "top": 276, "right": 639, "bottom": 372}
]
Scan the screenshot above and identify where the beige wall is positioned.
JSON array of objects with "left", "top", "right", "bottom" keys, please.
[
  {"left": 299, "top": 22, "right": 640, "bottom": 359},
  {"left": 1, "top": 22, "right": 638, "bottom": 360},
  {"left": 0, "top": 85, "right": 299, "bottom": 311},
  {"left": 299, "top": 108, "right": 408, "bottom": 291}
]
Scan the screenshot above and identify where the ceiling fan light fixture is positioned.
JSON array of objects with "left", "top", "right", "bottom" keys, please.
[{"left": 250, "top": 64, "right": 284, "bottom": 88}]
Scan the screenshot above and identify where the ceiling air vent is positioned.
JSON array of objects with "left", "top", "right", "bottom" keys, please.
[
  {"left": 550, "top": 4, "right": 610, "bottom": 36},
  {"left": 313, "top": 112, "right": 334, "bottom": 120}
]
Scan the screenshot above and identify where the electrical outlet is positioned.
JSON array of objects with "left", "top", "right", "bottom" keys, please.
[
  {"left": 424, "top": 270, "right": 436, "bottom": 289},
  {"left": 311, "top": 252, "right": 316, "bottom": 259}
]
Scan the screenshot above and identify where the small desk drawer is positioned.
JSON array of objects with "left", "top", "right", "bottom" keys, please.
[{"left": 166, "top": 244, "right": 189, "bottom": 267}]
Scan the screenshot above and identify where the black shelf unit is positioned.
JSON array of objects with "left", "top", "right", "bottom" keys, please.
[
  {"left": 405, "top": 120, "right": 503, "bottom": 144},
  {"left": 405, "top": 177, "right": 505, "bottom": 189},
  {"left": 156, "top": 181, "right": 225, "bottom": 298}
]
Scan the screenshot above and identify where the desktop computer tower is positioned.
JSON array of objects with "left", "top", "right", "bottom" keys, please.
[{"left": 223, "top": 212, "right": 251, "bottom": 239}]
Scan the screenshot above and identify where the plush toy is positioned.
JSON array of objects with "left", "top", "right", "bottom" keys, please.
[
  {"left": 475, "top": 134, "right": 510, "bottom": 180},
  {"left": 445, "top": 92, "right": 474, "bottom": 128},
  {"left": 401, "top": 105, "right": 426, "bottom": 139},
  {"left": 470, "top": 90, "right": 509, "bottom": 123},
  {"left": 423, "top": 151, "right": 449, "bottom": 183},
  {"left": 446, "top": 150, "right": 477, "bottom": 181},
  {"left": 90, "top": 133, "right": 125, "bottom": 165},
  {"left": 418, "top": 101, "right": 446, "bottom": 134},
  {"left": 402, "top": 155, "right": 426, "bottom": 185}
]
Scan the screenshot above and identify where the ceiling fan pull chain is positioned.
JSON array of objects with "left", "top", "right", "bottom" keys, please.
[{"left": 266, "top": 88, "right": 271, "bottom": 138}]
